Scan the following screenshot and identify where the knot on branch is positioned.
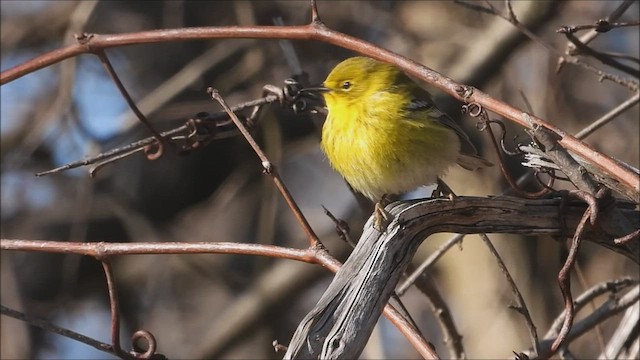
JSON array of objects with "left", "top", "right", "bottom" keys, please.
[{"left": 74, "top": 32, "right": 94, "bottom": 45}]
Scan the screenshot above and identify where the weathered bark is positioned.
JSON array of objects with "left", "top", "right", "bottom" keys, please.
[{"left": 284, "top": 196, "right": 639, "bottom": 359}]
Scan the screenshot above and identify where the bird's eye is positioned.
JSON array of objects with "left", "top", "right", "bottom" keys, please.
[{"left": 341, "top": 81, "right": 351, "bottom": 90}]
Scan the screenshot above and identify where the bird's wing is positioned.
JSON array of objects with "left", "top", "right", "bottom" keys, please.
[{"left": 404, "top": 92, "right": 480, "bottom": 157}]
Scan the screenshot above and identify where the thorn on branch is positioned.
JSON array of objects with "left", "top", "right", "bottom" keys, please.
[
  {"left": 455, "top": 85, "right": 474, "bottom": 100},
  {"left": 74, "top": 32, "right": 94, "bottom": 44},
  {"left": 261, "top": 160, "right": 274, "bottom": 175},
  {"left": 614, "top": 228, "right": 640, "bottom": 245},
  {"left": 272, "top": 339, "right": 288, "bottom": 353},
  {"left": 309, "top": 0, "right": 323, "bottom": 25},
  {"left": 322, "top": 205, "right": 354, "bottom": 247},
  {"left": 594, "top": 19, "right": 613, "bottom": 33}
]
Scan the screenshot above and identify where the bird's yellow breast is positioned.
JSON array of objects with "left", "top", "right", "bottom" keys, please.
[{"left": 321, "top": 92, "right": 461, "bottom": 200}]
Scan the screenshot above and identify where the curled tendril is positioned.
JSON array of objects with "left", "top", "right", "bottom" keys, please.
[
  {"left": 143, "top": 141, "right": 164, "bottom": 160},
  {"left": 470, "top": 105, "right": 522, "bottom": 157},
  {"left": 130, "top": 330, "right": 164, "bottom": 359},
  {"left": 463, "top": 101, "right": 553, "bottom": 199},
  {"left": 462, "top": 102, "right": 483, "bottom": 118},
  {"left": 181, "top": 115, "right": 217, "bottom": 152},
  {"left": 179, "top": 119, "right": 203, "bottom": 152},
  {"left": 283, "top": 78, "right": 326, "bottom": 114},
  {"left": 292, "top": 99, "right": 308, "bottom": 113},
  {"left": 482, "top": 119, "right": 523, "bottom": 156},
  {"left": 283, "top": 78, "right": 310, "bottom": 114},
  {"left": 283, "top": 78, "right": 303, "bottom": 101}
]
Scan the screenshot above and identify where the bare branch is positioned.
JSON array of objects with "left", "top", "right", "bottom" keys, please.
[
  {"left": 397, "top": 234, "right": 465, "bottom": 296},
  {"left": 403, "top": 267, "right": 465, "bottom": 359},
  {"left": 536, "top": 285, "right": 640, "bottom": 359},
  {"left": 556, "top": 0, "right": 636, "bottom": 71},
  {"left": 208, "top": 89, "right": 320, "bottom": 246},
  {"left": 479, "top": 233, "right": 540, "bottom": 356},
  {"left": 0, "top": 305, "right": 124, "bottom": 359},
  {"left": 557, "top": 27, "right": 640, "bottom": 78},
  {"left": 1, "top": 21, "right": 637, "bottom": 194},
  {"left": 575, "top": 92, "right": 640, "bottom": 140},
  {"left": 284, "top": 196, "right": 639, "bottom": 359}
]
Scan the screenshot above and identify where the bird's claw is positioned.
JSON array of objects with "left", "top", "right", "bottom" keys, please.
[
  {"left": 432, "top": 178, "right": 457, "bottom": 200},
  {"left": 373, "top": 195, "right": 392, "bottom": 232}
]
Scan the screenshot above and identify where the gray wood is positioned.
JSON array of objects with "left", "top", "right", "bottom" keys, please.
[{"left": 284, "top": 196, "right": 639, "bottom": 359}]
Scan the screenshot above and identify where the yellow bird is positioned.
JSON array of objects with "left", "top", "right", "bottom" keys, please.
[{"left": 314, "top": 56, "right": 492, "bottom": 208}]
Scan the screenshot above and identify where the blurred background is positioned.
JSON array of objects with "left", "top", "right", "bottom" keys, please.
[{"left": 1, "top": 1, "right": 638, "bottom": 359}]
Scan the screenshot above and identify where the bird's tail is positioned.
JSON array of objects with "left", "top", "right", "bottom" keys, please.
[{"left": 456, "top": 154, "right": 493, "bottom": 171}]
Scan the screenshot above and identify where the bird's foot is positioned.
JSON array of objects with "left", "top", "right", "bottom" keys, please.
[
  {"left": 432, "top": 178, "right": 457, "bottom": 201},
  {"left": 373, "top": 195, "right": 392, "bottom": 231}
]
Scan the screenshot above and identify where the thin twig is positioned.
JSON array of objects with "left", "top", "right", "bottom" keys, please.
[
  {"left": 575, "top": 91, "right": 640, "bottom": 140},
  {"left": 1, "top": 18, "right": 637, "bottom": 192},
  {"left": 89, "top": 146, "right": 146, "bottom": 178},
  {"left": 208, "top": 88, "right": 320, "bottom": 246},
  {"left": 0, "top": 239, "right": 317, "bottom": 260},
  {"left": 405, "top": 267, "right": 466, "bottom": 359},
  {"left": 99, "top": 259, "right": 126, "bottom": 357},
  {"left": 543, "top": 277, "right": 638, "bottom": 341},
  {"left": 573, "top": 264, "right": 607, "bottom": 355},
  {"left": 549, "top": 194, "right": 595, "bottom": 356},
  {"left": 596, "top": 50, "right": 640, "bottom": 64},
  {"left": 557, "top": 28, "right": 640, "bottom": 78},
  {"left": 561, "top": 20, "right": 640, "bottom": 33},
  {"left": 0, "top": 305, "right": 126, "bottom": 358},
  {"left": 397, "top": 234, "right": 465, "bottom": 296},
  {"left": 93, "top": 50, "right": 168, "bottom": 159},
  {"left": 1, "top": 236, "right": 434, "bottom": 358},
  {"left": 390, "top": 293, "right": 427, "bottom": 347},
  {"left": 310, "top": 0, "right": 322, "bottom": 25},
  {"left": 119, "top": 40, "right": 257, "bottom": 130},
  {"left": 35, "top": 94, "right": 280, "bottom": 177},
  {"left": 556, "top": 0, "right": 636, "bottom": 72},
  {"left": 382, "top": 304, "right": 440, "bottom": 359},
  {"left": 455, "top": 0, "right": 640, "bottom": 91},
  {"left": 614, "top": 228, "right": 640, "bottom": 245},
  {"left": 479, "top": 233, "right": 540, "bottom": 356},
  {"left": 536, "top": 285, "right": 640, "bottom": 358},
  {"left": 322, "top": 205, "right": 355, "bottom": 247}
]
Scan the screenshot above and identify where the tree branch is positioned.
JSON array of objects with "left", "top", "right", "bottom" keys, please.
[
  {"left": 1, "top": 22, "right": 638, "bottom": 196},
  {"left": 284, "top": 196, "right": 639, "bottom": 359}
]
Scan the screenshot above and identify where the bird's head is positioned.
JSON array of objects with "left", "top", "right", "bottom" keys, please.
[{"left": 303, "top": 57, "right": 401, "bottom": 109}]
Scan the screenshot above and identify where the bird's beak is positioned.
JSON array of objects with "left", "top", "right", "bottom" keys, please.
[
  {"left": 300, "top": 85, "right": 330, "bottom": 94},
  {"left": 298, "top": 85, "right": 330, "bottom": 101}
]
